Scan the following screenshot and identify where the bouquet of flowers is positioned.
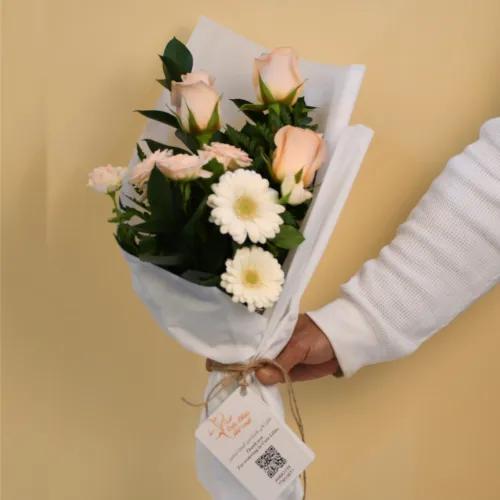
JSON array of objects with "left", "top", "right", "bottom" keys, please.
[{"left": 89, "top": 17, "right": 372, "bottom": 500}]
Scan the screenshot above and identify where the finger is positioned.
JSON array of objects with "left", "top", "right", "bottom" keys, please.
[
  {"left": 256, "top": 351, "right": 338, "bottom": 385},
  {"left": 255, "top": 365, "right": 283, "bottom": 385},
  {"left": 289, "top": 359, "right": 340, "bottom": 382},
  {"left": 256, "top": 315, "right": 319, "bottom": 385},
  {"left": 256, "top": 337, "right": 311, "bottom": 385}
]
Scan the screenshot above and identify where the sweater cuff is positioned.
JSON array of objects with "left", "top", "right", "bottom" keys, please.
[{"left": 307, "top": 298, "right": 384, "bottom": 377}]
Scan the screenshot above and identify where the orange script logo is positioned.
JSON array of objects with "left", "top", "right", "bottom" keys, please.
[{"left": 208, "top": 410, "right": 252, "bottom": 439}]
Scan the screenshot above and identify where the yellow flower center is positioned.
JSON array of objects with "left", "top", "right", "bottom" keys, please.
[
  {"left": 234, "top": 195, "right": 257, "bottom": 220},
  {"left": 243, "top": 269, "right": 261, "bottom": 287}
]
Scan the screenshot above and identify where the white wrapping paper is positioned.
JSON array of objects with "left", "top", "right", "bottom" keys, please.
[{"left": 122, "top": 16, "right": 373, "bottom": 500}]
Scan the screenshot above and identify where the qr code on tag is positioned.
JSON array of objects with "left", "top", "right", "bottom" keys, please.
[{"left": 255, "top": 445, "right": 287, "bottom": 478}]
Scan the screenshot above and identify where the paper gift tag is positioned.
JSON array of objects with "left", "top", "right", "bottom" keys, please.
[{"left": 196, "top": 386, "right": 315, "bottom": 500}]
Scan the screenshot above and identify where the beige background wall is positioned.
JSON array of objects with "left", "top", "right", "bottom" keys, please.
[{"left": 2, "top": 1, "right": 500, "bottom": 499}]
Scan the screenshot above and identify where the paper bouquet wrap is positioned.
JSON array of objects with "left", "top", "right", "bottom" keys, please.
[{"left": 120, "top": 17, "right": 372, "bottom": 500}]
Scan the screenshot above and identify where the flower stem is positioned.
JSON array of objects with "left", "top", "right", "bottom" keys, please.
[{"left": 108, "top": 191, "right": 119, "bottom": 214}]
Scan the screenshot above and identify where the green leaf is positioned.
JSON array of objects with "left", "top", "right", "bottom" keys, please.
[
  {"left": 271, "top": 224, "right": 305, "bottom": 249},
  {"left": 278, "top": 193, "right": 290, "bottom": 205},
  {"left": 281, "top": 82, "right": 303, "bottom": 106},
  {"left": 250, "top": 151, "right": 267, "bottom": 176},
  {"left": 147, "top": 167, "right": 183, "bottom": 233},
  {"left": 157, "top": 78, "right": 170, "bottom": 89},
  {"left": 291, "top": 96, "right": 318, "bottom": 130},
  {"left": 295, "top": 168, "right": 304, "bottom": 183},
  {"left": 286, "top": 201, "right": 310, "bottom": 221},
  {"left": 126, "top": 206, "right": 148, "bottom": 220},
  {"left": 240, "top": 103, "right": 267, "bottom": 112},
  {"left": 147, "top": 167, "right": 170, "bottom": 212},
  {"left": 224, "top": 124, "right": 243, "bottom": 147},
  {"left": 231, "top": 99, "right": 266, "bottom": 123},
  {"left": 133, "top": 219, "right": 170, "bottom": 234},
  {"left": 199, "top": 225, "right": 231, "bottom": 274},
  {"left": 136, "top": 110, "right": 179, "bottom": 129},
  {"left": 181, "top": 195, "right": 207, "bottom": 244},
  {"left": 268, "top": 102, "right": 280, "bottom": 115},
  {"left": 137, "top": 235, "right": 158, "bottom": 255},
  {"left": 279, "top": 104, "right": 292, "bottom": 125},
  {"left": 144, "top": 139, "right": 188, "bottom": 155},
  {"left": 136, "top": 143, "right": 146, "bottom": 161},
  {"left": 202, "top": 158, "right": 225, "bottom": 180},
  {"left": 231, "top": 98, "right": 251, "bottom": 107},
  {"left": 211, "top": 130, "right": 227, "bottom": 143},
  {"left": 181, "top": 270, "right": 220, "bottom": 287},
  {"left": 115, "top": 223, "right": 138, "bottom": 255},
  {"left": 187, "top": 105, "right": 200, "bottom": 134},
  {"left": 196, "top": 131, "right": 214, "bottom": 146},
  {"left": 205, "top": 102, "right": 221, "bottom": 132},
  {"left": 175, "top": 129, "right": 199, "bottom": 153},
  {"left": 110, "top": 205, "right": 148, "bottom": 224},
  {"left": 224, "top": 124, "right": 264, "bottom": 158},
  {"left": 295, "top": 97, "right": 316, "bottom": 111},
  {"left": 258, "top": 74, "right": 275, "bottom": 104},
  {"left": 254, "top": 123, "right": 275, "bottom": 147},
  {"left": 139, "top": 253, "right": 185, "bottom": 266},
  {"left": 163, "top": 37, "right": 193, "bottom": 72},
  {"left": 281, "top": 210, "right": 298, "bottom": 227},
  {"left": 267, "top": 106, "right": 282, "bottom": 133},
  {"left": 160, "top": 37, "right": 193, "bottom": 89}
]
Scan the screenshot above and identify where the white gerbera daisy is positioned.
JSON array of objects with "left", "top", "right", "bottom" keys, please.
[
  {"left": 221, "top": 246, "right": 284, "bottom": 311},
  {"left": 208, "top": 170, "right": 285, "bottom": 244}
]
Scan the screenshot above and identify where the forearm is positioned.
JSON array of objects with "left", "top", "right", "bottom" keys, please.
[{"left": 308, "top": 118, "right": 500, "bottom": 377}]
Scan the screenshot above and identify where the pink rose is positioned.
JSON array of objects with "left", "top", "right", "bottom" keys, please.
[
  {"left": 170, "top": 71, "right": 215, "bottom": 108},
  {"left": 253, "top": 47, "right": 303, "bottom": 105},
  {"left": 272, "top": 125, "right": 326, "bottom": 187},
  {"left": 170, "top": 72, "right": 220, "bottom": 134}
]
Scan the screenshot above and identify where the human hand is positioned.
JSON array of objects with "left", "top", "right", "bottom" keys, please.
[{"left": 256, "top": 314, "right": 342, "bottom": 385}]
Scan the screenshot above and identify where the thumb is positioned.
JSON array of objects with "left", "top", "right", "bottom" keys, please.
[{"left": 256, "top": 337, "right": 310, "bottom": 385}]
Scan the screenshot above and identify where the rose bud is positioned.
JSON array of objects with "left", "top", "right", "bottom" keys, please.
[
  {"left": 171, "top": 72, "right": 220, "bottom": 134},
  {"left": 280, "top": 174, "right": 313, "bottom": 205},
  {"left": 170, "top": 71, "right": 214, "bottom": 108},
  {"left": 253, "top": 47, "right": 303, "bottom": 105},
  {"left": 272, "top": 125, "right": 326, "bottom": 187}
]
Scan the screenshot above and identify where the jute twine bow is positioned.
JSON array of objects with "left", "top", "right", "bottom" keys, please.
[{"left": 182, "top": 358, "right": 307, "bottom": 499}]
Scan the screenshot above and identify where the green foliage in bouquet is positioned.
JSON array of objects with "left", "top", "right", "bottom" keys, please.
[{"left": 115, "top": 157, "right": 230, "bottom": 286}]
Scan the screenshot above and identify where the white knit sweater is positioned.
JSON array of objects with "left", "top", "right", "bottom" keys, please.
[{"left": 308, "top": 118, "right": 500, "bottom": 377}]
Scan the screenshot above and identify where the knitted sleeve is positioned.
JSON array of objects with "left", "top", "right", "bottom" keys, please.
[{"left": 308, "top": 118, "right": 500, "bottom": 377}]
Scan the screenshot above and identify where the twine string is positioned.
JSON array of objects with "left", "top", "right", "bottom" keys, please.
[{"left": 182, "top": 357, "right": 307, "bottom": 499}]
